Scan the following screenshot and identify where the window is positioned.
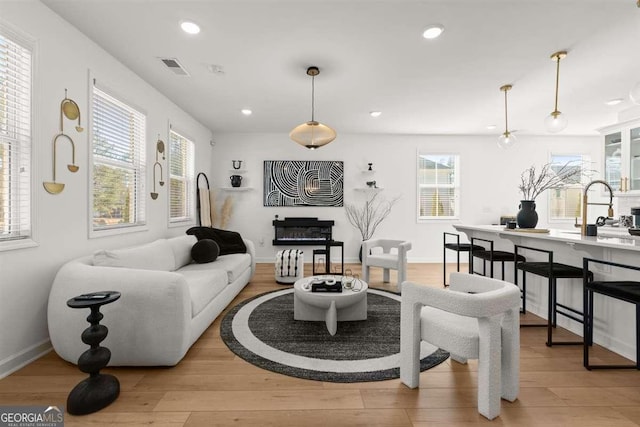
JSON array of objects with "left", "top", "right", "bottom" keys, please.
[
  {"left": 417, "top": 153, "right": 459, "bottom": 220},
  {"left": 169, "top": 129, "right": 194, "bottom": 224},
  {"left": 0, "top": 28, "right": 32, "bottom": 246},
  {"left": 549, "top": 154, "right": 590, "bottom": 220},
  {"left": 91, "top": 84, "right": 146, "bottom": 233}
]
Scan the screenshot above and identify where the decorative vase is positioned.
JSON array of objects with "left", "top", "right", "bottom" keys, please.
[
  {"left": 230, "top": 175, "right": 242, "bottom": 188},
  {"left": 516, "top": 200, "right": 538, "bottom": 229}
]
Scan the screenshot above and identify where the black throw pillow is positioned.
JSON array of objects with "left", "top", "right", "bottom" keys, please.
[
  {"left": 191, "top": 239, "right": 220, "bottom": 263},
  {"left": 186, "top": 227, "right": 247, "bottom": 255}
]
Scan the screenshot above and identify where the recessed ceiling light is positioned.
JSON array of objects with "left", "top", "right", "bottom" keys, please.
[
  {"left": 605, "top": 98, "right": 624, "bottom": 106},
  {"left": 422, "top": 24, "right": 444, "bottom": 39},
  {"left": 241, "top": 109, "right": 252, "bottom": 116},
  {"left": 486, "top": 124, "right": 497, "bottom": 130},
  {"left": 370, "top": 111, "right": 382, "bottom": 118},
  {"left": 180, "top": 21, "right": 200, "bottom": 35}
]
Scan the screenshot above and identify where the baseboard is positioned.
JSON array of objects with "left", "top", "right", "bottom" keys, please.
[
  {"left": 524, "top": 300, "right": 636, "bottom": 363},
  {"left": 0, "top": 339, "right": 52, "bottom": 379}
]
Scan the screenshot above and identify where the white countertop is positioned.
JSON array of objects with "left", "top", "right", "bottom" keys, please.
[{"left": 453, "top": 224, "right": 640, "bottom": 252}]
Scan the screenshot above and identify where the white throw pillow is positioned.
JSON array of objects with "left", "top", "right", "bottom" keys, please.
[
  {"left": 93, "top": 239, "right": 175, "bottom": 271},
  {"left": 167, "top": 235, "right": 197, "bottom": 270}
]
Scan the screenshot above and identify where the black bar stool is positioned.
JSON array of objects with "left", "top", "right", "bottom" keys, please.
[
  {"left": 442, "top": 232, "right": 483, "bottom": 287},
  {"left": 470, "top": 237, "right": 525, "bottom": 280},
  {"left": 583, "top": 258, "right": 640, "bottom": 370},
  {"left": 514, "top": 245, "right": 592, "bottom": 347}
]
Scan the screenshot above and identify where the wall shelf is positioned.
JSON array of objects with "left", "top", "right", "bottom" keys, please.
[
  {"left": 228, "top": 169, "right": 247, "bottom": 174},
  {"left": 220, "top": 187, "right": 253, "bottom": 192},
  {"left": 354, "top": 187, "right": 383, "bottom": 192}
]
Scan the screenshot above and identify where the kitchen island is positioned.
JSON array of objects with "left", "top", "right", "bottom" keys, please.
[{"left": 454, "top": 224, "right": 639, "bottom": 363}]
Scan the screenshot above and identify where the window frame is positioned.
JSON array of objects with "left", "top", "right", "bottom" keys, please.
[
  {"left": 547, "top": 153, "right": 591, "bottom": 223},
  {"left": 416, "top": 152, "right": 461, "bottom": 222},
  {"left": 88, "top": 78, "right": 147, "bottom": 238},
  {"left": 0, "top": 21, "right": 37, "bottom": 251},
  {"left": 168, "top": 127, "right": 195, "bottom": 226}
]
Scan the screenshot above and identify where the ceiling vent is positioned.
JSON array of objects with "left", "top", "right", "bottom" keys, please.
[{"left": 159, "top": 57, "right": 190, "bottom": 76}]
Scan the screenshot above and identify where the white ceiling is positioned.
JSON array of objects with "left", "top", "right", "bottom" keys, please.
[{"left": 42, "top": 0, "right": 640, "bottom": 137}]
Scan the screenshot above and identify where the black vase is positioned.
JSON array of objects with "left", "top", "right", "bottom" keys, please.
[
  {"left": 230, "top": 175, "right": 242, "bottom": 188},
  {"left": 516, "top": 200, "right": 538, "bottom": 229}
]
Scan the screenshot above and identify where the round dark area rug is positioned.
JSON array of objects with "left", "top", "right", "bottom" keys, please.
[{"left": 220, "top": 287, "right": 449, "bottom": 382}]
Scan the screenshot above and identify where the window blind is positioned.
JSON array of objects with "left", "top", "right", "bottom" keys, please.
[
  {"left": 0, "top": 30, "right": 31, "bottom": 243},
  {"left": 417, "top": 154, "right": 459, "bottom": 219},
  {"left": 91, "top": 85, "right": 146, "bottom": 231},
  {"left": 169, "top": 129, "right": 194, "bottom": 223}
]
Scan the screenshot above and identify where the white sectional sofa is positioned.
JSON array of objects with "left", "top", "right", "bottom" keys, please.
[{"left": 47, "top": 235, "right": 255, "bottom": 366}]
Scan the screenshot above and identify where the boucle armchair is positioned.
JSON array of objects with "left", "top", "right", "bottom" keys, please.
[
  {"left": 361, "top": 238, "right": 411, "bottom": 292},
  {"left": 400, "top": 272, "right": 520, "bottom": 420}
]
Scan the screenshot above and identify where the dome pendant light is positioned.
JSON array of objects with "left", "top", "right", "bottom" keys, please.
[
  {"left": 290, "top": 66, "right": 336, "bottom": 150},
  {"left": 497, "top": 84, "right": 517, "bottom": 149},
  {"left": 544, "top": 50, "right": 568, "bottom": 133}
]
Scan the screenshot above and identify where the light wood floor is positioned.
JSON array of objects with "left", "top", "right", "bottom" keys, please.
[{"left": 2, "top": 263, "right": 639, "bottom": 426}]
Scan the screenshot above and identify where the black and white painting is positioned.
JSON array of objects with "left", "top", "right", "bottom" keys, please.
[{"left": 263, "top": 160, "right": 344, "bottom": 207}]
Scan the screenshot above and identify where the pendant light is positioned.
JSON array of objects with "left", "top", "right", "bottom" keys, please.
[
  {"left": 544, "top": 50, "right": 568, "bottom": 133},
  {"left": 290, "top": 66, "right": 336, "bottom": 150},
  {"left": 497, "top": 84, "right": 516, "bottom": 149}
]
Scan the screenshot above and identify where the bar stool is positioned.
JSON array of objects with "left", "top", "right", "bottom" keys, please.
[
  {"left": 514, "top": 245, "right": 592, "bottom": 347},
  {"left": 583, "top": 258, "right": 640, "bottom": 370},
  {"left": 470, "top": 237, "right": 525, "bottom": 280},
  {"left": 443, "top": 232, "right": 483, "bottom": 287}
]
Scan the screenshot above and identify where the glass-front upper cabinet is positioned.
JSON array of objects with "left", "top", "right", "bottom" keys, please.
[
  {"left": 600, "top": 120, "right": 640, "bottom": 194},
  {"left": 604, "top": 131, "right": 622, "bottom": 191},
  {"left": 630, "top": 127, "right": 640, "bottom": 191}
]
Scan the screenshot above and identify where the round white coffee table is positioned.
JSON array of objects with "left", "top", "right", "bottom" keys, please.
[{"left": 293, "top": 276, "right": 368, "bottom": 336}]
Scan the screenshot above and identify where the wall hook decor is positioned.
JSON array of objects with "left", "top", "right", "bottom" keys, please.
[{"left": 151, "top": 136, "right": 165, "bottom": 200}]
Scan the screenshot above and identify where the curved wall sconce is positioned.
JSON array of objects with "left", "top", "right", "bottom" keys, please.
[
  {"left": 151, "top": 136, "right": 165, "bottom": 200},
  {"left": 60, "top": 89, "right": 84, "bottom": 133},
  {"left": 43, "top": 89, "right": 82, "bottom": 195},
  {"left": 43, "top": 133, "right": 78, "bottom": 194}
]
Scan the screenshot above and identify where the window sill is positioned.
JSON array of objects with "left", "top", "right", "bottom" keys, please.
[
  {"left": 0, "top": 238, "right": 39, "bottom": 252},
  {"left": 89, "top": 224, "right": 148, "bottom": 239}
]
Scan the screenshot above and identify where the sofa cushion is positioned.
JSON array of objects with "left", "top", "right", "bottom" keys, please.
[
  {"left": 191, "top": 239, "right": 220, "bottom": 263},
  {"left": 179, "top": 253, "right": 251, "bottom": 284},
  {"left": 167, "top": 235, "right": 197, "bottom": 270},
  {"left": 179, "top": 269, "right": 229, "bottom": 317},
  {"left": 93, "top": 239, "right": 174, "bottom": 271},
  {"left": 186, "top": 227, "right": 247, "bottom": 255}
]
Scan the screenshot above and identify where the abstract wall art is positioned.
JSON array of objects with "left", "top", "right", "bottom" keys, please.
[{"left": 263, "top": 160, "right": 344, "bottom": 207}]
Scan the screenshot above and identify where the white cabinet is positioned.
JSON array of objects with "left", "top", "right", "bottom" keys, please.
[{"left": 600, "top": 119, "right": 640, "bottom": 194}]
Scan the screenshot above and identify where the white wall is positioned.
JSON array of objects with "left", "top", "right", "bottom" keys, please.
[
  {"left": 211, "top": 132, "right": 602, "bottom": 263},
  {"left": 0, "top": 2, "right": 213, "bottom": 377}
]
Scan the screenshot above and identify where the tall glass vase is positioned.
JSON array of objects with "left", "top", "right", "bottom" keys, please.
[{"left": 516, "top": 200, "right": 538, "bottom": 229}]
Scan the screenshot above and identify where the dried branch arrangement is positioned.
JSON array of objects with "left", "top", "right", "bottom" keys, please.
[
  {"left": 345, "top": 191, "right": 400, "bottom": 241},
  {"left": 518, "top": 160, "right": 591, "bottom": 200}
]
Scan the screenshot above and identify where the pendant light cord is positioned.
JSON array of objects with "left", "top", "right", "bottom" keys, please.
[
  {"left": 504, "top": 88, "right": 509, "bottom": 133},
  {"left": 553, "top": 55, "right": 561, "bottom": 113},
  {"left": 310, "top": 74, "right": 315, "bottom": 122}
]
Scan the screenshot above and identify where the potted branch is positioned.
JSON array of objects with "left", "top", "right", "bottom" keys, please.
[
  {"left": 345, "top": 192, "right": 399, "bottom": 261},
  {"left": 517, "top": 160, "right": 588, "bottom": 228}
]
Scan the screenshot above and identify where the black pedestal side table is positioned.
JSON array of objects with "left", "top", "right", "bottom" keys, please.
[{"left": 66, "top": 291, "right": 121, "bottom": 415}]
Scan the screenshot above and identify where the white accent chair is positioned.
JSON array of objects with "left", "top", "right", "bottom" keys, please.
[
  {"left": 400, "top": 272, "right": 520, "bottom": 420},
  {"left": 361, "top": 239, "right": 411, "bottom": 292}
]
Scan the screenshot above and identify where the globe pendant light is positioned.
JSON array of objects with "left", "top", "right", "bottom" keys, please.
[
  {"left": 544, "top": 51, "right": 568, "bottom": 133},
  {"left": 290, "top": 66, "right": 336, "bottom": 149},
  {"left": 497, "top": 84, "right": 517, "bottom": 149}
]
